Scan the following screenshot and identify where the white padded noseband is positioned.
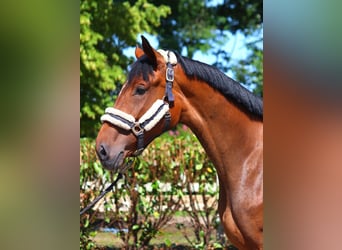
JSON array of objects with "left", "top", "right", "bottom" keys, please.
[{"left": 100, "top": 99, "right": 169, "bottom": 134}]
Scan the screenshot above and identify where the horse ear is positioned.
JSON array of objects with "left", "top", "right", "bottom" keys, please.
[
  {"left": 135, "top": 45, "right": 144, "bottom": 59},
  {"left": 141, "top": 35, "right": 157, "bottom": 67}
]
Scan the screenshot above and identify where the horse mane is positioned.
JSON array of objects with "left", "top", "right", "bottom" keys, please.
[
  {"left": 175, "top": 52, "right": 263, "bottom": 119},
  {"left": 128, "top": 53, "right": 263, "bottom": 119}
]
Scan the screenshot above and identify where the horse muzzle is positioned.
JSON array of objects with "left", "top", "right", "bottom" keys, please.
[{"left": 96, "top": 143, "right": 126, "bottom": 171}]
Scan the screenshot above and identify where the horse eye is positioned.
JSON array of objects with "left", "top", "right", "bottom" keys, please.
[{"left": 135, "top": 86, "right": 146, "bottom": 95}]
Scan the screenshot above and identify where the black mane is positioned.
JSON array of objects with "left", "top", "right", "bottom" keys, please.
[
  {"left": 128, "top": 53, "right": 263, "bottom": 118},
  {"left": 176, "top": 53, "right": 263, "bottom": 118}
]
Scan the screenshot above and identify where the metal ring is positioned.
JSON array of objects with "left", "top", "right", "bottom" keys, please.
[{"left": 131, "top": 123, "right": 143, "bottom": 136}]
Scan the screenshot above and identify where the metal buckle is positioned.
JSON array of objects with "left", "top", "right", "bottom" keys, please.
[
  {"left": 131, "top": 123, "right": 143, "bottom": 136},
  {"left": 166, "top": 67, "right": 174, "bottom": 82}
]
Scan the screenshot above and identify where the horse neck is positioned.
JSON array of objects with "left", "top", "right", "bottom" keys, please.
[{"left": 175, "top": 72, "right": 263, "bottom": 184}]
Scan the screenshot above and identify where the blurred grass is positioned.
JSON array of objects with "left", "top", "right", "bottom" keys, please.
[
  {"left": 93, "top": 230, "right": 193, "bottom": 248},
  {"left": 93, "top": 216, "right": 197, "bottom": 248}
]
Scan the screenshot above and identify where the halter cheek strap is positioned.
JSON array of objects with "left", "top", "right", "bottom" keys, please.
[
  {"left": 158, "top": 49, "right": 177, "bottom": 106},
  {"left": 165, "top": 63, "right": 175, "bottom": 105},
  {"left": 100, "top": 50, "right": 176, "bottom": 156}
]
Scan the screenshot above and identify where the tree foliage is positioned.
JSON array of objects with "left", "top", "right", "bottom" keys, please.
[
  {"left": 153, "top": 0, "right": 262, "bottom": 56},
  {"left": 232, "top": 40, "right": 263, "bottom": 97}
]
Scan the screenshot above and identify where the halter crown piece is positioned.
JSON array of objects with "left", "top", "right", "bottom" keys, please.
[{"left": 100, "top": 50, "right": 177, "bottom": 156}]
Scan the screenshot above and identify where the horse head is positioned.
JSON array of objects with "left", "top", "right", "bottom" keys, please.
[{"left": 96, "top": 36, "right": 182, "bottom": 172}]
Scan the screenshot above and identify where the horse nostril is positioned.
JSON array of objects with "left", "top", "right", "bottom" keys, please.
[
  {"left": 97, "top": 144, "right": 108, "bottom": 161},
  {"left": 100, "top": 145, "right": 107, "bottom": 156}
]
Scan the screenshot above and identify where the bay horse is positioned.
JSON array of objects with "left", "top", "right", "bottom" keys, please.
[{"left": 96, "top": 36, "right": 263, "bottom": 249}]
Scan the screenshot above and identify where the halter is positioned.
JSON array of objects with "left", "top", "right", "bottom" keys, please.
[{"left": 100, "top": 50, "right": 177, "bottom": 156}]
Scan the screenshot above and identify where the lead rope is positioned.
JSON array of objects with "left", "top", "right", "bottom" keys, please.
[
  {"left": 80, "top": 159, "right": 134, "bottom": 215},
  {"left": 80, "top": 174, "right": 122, "bottom": 216}
]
